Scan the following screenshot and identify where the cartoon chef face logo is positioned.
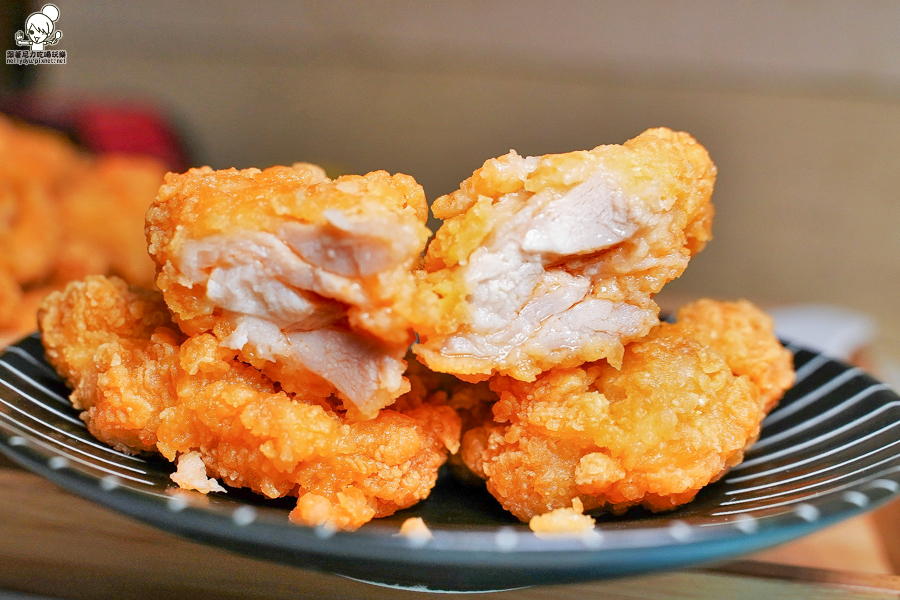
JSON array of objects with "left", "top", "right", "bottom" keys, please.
[{"left": 15, "top": 4, "right": 63, "bottom": 51}]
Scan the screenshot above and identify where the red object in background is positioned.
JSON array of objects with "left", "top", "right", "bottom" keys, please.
[
  {"left": 71, "top": 106, "right": 189, "bottom": 172},
  {"left": 1, "top": 95, "right": 191, "bottom": 172}
]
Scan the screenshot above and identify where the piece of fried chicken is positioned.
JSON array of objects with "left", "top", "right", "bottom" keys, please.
[
  {"left": 460, "top": 299, "right": 793, "bottom": 522},
  {"left": 39, "top": 275, "right": 461, "bottom": 530},
  {"left": 56, "top": 154, "right": 167, "bottom": 288},
  {"left": 415, "top": 128, "right": 715, "bottom": 382},
  {"left": 0, "top": 114, "right": 82, "bottom": 288},
  {"left": 0, "top": 116, "right": 164, "bottom": 343},
  {"left": 38, "top": 276, "right": 181, "bottom": 453},
  {"left": 676, "top": 299, "right": 795, "bottom": 414},
  {"left": 0, "top": 114, "right": 82, "bottom": 335},
  {"left": 147, "top": 165, "right": 440, "bottom": 419}
]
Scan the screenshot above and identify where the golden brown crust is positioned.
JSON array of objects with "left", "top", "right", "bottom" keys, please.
[
  {"left": 156, "top": 334, "right": 461, "bottom": 530},
  {"left": 38, "top": 276, "right": 182, "bottom": 453},
  {"left": 459, "top": 299, "right": 792, "bottom": 522},
  {"left": 39, "top": 275, "right": 461, "bottom": 530},
  {"left": 146, "top": 164, "right": 444, "bottom": 418},
  {"left": 147, "top": 165, "right": 432, "bottom": 338},
  {"left": 415, "top": 128, "right": 717, "bottom": 381},
  {"left": 677, "top": 299, "right": 795, "bottom": 413},
  {"left": 146, "top": 164, "right": 328, "bottom": 287}
]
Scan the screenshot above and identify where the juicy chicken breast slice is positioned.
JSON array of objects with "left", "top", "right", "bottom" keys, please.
[
  {"left": 416, "top": 127, "right": 716, "bottom": 381},
  {"left": 146, "top": 164, "right": 434, "bottom": 419}
]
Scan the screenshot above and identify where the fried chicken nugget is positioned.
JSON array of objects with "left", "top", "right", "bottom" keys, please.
[
  {"left": 56, "top": 154, "right": 167, "bottom": 288},
  {"left": 460, "top": 299, "right": 792, "bottom": 522},
  {"left": 38, "top": 276, "right": 182, "bottom": 453},
  {"left": 415, "top": 128, "right": 716, "bottom": 382},
  {"left": 40, "top": 275, "right": 461, "bottom": 530},
  {"left": 147, "top": 165, "right": 438, "bottom": 419},
  {"left": 158, "top": 337, "right": 460, "bottom": 530},
  {"left": 0, "top": 117, "right": 165, "bottom": 344},
  {"left": 0, "top": 114, "right": 82, "bottom": 286},
  {"left": 676, "top": 299, "right": 795, "bottom": 414}
]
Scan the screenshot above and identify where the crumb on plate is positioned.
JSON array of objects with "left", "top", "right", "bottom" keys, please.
[
  {"left": 171, "top": 451, "right": 227, "bottom": 494},
  {"left": 529, "top": 498, "right": 596, "bottom": 537},
  {"left": 397, "top": 517, "right": 434, "bottom": 543}
]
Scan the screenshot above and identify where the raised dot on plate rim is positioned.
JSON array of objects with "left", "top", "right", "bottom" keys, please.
[
  {"left": 870, "top": 478, "right": 900, "bottom": 493},
  {"left": 494, "top": 527, "right": 518, "bottom": 551},
  {"left": 167, "top": 496, "right": 188, "bottom": 512},
  {"left": 48, "top": 456, "right": 68, "bottom": 470},
  {"left": 795, "top": 503, "right": 820, "bottom": 523},
  {"left": 403, "top": 534, "right": 432, "bottom": 549},
  {"left": 668, "top": 520, "right": 692, "bottom": 542},
  {"left": 580, "top": 529, "right": 603, "bottom": 549},
  {"left": 842, "top": 490, "right": 869, "bottom": 508},
  {"left": 99, "top": 475, "right": 120, "bottom": 491},
  {"left": 734, "top": 514, "right": 759, "bottom": 534},
  {"left": 232, "top": 505, "right": 257, "bottom": 526},
  {"left": 314, "top": 523, "right": 336, "bottom": 539}
]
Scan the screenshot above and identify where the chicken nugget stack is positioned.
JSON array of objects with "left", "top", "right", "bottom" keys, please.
[
  {"left": 38, "top": 126, "right": 795, "bottom": 531},
  {"left": 40, "top": 164, "right": 463, "bottom": 531},
  {"left": 419, "top": 128, "right": 795, "bottom": 525}
]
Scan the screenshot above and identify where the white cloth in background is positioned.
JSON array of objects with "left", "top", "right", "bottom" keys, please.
[{"left": 770, "top": 305, "right": 876, "bottom": 362}]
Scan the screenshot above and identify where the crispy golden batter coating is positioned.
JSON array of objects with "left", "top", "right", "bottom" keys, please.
[
  {"left": 157, "top": 335, "right": 460, "bottom": 530},
  {"left": 676, "top": 299, "right": 795, "bottom": 414},
  {"left": 147, "top": 165, "right": 440, "bottom": 419},
  {"left": 40, "top": 275, "right": 461, "bottom": 530},
  {"left": 460, "top": 299, "right": 792, "bottom": 522},
  {"left": 147, "top": 164, "right": 429, "bottom": 338},
  {"left": 38, "top": 276, "right": 181, "bottom": 453},
  {"left": 416, "top": 128, "right": 716, "bottom": 382},
  {"left": 57, "top": 154, "right": 166, "bottom": 288}
]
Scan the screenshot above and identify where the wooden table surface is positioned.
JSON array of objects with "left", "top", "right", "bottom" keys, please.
[{"left": 2, "top": 453, "right": 900, "bottom": 600}]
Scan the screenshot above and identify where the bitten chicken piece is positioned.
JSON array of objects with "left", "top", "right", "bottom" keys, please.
[
  {"left": 147, "top": 164, "right": 436, "bottom": 419},
  {"left": 460, "top": 299, "right": 793, "bottom": 522},
  {"left": 416, "top": 128, "right": 715, "bottom": 381},
  {"left": 39, "top": 275, "right": 462, "bottom": 531}
]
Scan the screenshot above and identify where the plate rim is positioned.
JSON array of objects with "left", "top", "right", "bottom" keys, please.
[{"left": 1, "top": 334, "right": 899, "bottom": 590}]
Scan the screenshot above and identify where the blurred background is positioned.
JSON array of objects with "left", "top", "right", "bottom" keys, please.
[
  {"left": 1, "top": 0, "right": 900, "bottom": 581},
  {"left": 4, "top": 0, "right": 897, "bottom": 373}
]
